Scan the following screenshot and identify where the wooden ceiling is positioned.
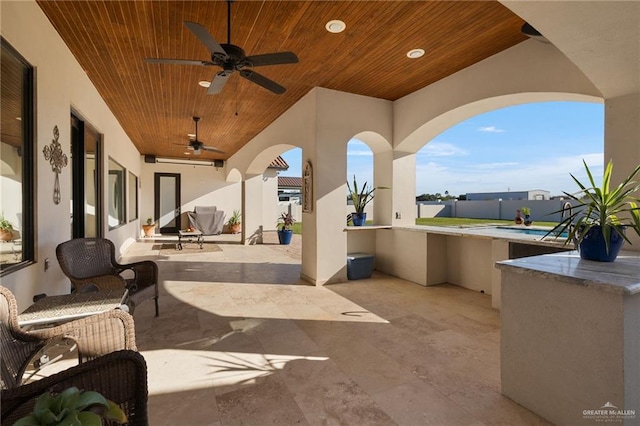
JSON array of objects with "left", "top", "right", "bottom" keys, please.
[{"left": 35, "top": 1, "right": 526, "bottom": 161}]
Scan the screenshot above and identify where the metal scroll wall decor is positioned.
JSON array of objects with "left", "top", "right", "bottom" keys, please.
[
  {"left": 43, "top": 125, "right": 68, "bottom": 205},
  {"left": 302, "top": 160, "right": 313, "bottom": 213}
]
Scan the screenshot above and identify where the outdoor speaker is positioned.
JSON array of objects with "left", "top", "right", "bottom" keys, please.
[
  {"left": 214, "top": 160, "right": 224, "bottom": 168},
  {"left": 144, "top": 155, "right": 156, "bottom": 163}
]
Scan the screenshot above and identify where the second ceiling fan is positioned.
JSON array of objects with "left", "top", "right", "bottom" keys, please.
[{"left": 145, "top": 0, "right": 298, "bottom": 95}]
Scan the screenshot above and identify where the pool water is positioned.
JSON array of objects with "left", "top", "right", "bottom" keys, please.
[{"left": 496, "top": 226, "right": 568, "bottom": 239}]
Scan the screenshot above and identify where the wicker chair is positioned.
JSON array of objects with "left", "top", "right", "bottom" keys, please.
[
  {"left": 0, "top": 285, "right": 137, "bottom": 389},
  {"left": 56, "top": 238, "right": 159, "bottom": 316},
  {"left": 1, "top": 350, "right": 148, "bottom": 426}
]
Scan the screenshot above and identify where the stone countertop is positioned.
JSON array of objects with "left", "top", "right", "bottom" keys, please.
[
  {"left": 496, "top": 250, "right": 640, "bottom": 295},
  {"left": 391, "top": 225, "right": 569, "bottom": 248}
]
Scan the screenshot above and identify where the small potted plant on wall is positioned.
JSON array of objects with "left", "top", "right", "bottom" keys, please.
[
  {"left": 227, "top": 210, "right": 242, "bottom": 234},
  {"left": 0, "top": 215, "right": 14, "bottom": 241},
  {"left": 545, "top": 159, "right": 640, "bottom": 262},
  {"left": 277, "top": 212, "right": 295, "bottom": 245},
  {"left": 521, "top": 206, "right": 532, "bottom": 226},
  {"left": 347, "top": 175, "right": 386, "bottom": 226},
  {"left": 142, "top": 217, "right": 155, "bottom": 237}
]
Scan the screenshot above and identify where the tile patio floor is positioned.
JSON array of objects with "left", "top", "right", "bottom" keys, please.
[{"left": 121, "top": 233, "right": 549, "bottom": 425}]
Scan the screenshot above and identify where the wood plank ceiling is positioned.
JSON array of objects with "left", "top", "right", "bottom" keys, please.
[{"left": 35, "top": 1, "right": 526, "bottom": 161}]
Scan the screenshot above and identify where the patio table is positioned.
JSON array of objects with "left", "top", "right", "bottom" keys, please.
[
  {"left": 177, "top": 230, "right": 204, "bottom": 250},
  {"left": 18, "top": 289, "right": 129, "bottom": 327}
]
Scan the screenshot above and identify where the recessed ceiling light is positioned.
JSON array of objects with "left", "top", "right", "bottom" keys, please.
[
  {"left": 16, "top": 117, "right": 21, "bottom": 121},
  {"left": 407, "top": 48, "right": 425, "bottom": 59},
  {"left": 184, "top": 151, "right": 191, "bottom": 155},
  {"left": 187, "top": 133, "right": 196, "bottom": 138},
  {"left": 325, "top": 20, "right": 346, "bottom": 33},
  {"left": 198, "top": 80, "right": 211, "bottom": 88}
]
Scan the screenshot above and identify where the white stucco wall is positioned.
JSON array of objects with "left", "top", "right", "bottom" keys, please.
[
  {"left": 0, "top": 0, "right": 143, "bottom": 308},
  {"left": 139, "top": 160, "right": 241, "bottom": 233}
]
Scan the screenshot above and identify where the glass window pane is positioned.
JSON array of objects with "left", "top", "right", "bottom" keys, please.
[
  {"left": 1, "top": 38, "right": 33, "bottom": 272},
  {"left": 108, "top": 157, "right": 126, "bottom": 229},
  {"left": 128, "top": 172, "right": 138, "bottom": 222}
]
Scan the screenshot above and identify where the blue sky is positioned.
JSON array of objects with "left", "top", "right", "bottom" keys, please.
[{"left": 280, "top": 101, "right": 604, "bottom": 197}]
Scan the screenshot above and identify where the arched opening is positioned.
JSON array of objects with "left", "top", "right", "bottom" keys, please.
[
  {"left": 346, "top": 138, "right": 374, "bottom": 224},
  {"left": 415, "top": 100, "right": 604, "bottom": 223}
]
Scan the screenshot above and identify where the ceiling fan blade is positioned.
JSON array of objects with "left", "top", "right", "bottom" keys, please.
[
  {"left": 145, "top": 58, "right": 214, "bottom": 66},
  {"left": 184, "top": 21, "right": 228, "bottom": 58},
  {"left": 201, "top": 145, "right": 226, "bottom": 154},
  {"left": 207, "top": 72, "right": 229, "bottom": 95},
  {"left": 245, "top": 52, "right": 299, "bottom": 67},
  {"left": 239, "top": 70, "right": 286, "bottom": 94}
]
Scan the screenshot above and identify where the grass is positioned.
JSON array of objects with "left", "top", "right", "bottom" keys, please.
[{"left": 415, "top": 217, "right": 558, "bottom": 227}]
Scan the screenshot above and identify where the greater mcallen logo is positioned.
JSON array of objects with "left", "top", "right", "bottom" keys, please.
[{"left": 583, "top": 402, "right": 636, "bottom": 422}]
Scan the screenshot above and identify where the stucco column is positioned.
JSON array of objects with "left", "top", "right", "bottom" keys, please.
[
  {"left": 301, "top": 142, "right": 348, "bottom": 285},
  {"left": 242, "top": 174, "right": 263, "bottom": 245},
  {"left": 605, "top": 92, "right": 640, "bottom": 250},
  {"left": 392, "top": 151, "right": 416, "bottom": 226},
  {"left": 373, "top": 150, "right": 393, "bottom": 225}
]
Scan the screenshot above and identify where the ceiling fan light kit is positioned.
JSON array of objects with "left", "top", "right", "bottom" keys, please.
[{"left": 145, "top": 0, "right": 298, "bottom": 95}]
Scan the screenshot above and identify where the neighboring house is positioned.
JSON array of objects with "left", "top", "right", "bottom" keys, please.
[
  {"left": 465, "top": 190, "right": 550, "bottom": 201},
  {"left": 262, "top": 156, "right": 290, "bottom": 230},
  {"left": 278, "top": 176, "right": 302, "bottom": 204}
]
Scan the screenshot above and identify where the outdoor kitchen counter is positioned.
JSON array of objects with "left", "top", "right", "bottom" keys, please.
[
  {"left": 496, "top": 250, "right": 640, "bottom": 295},
  {"left": 496, "top": 250, "right": 640, "bottom": 425}
]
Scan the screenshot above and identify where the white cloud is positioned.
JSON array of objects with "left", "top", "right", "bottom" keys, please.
[
  {"left": 347, "top": 150, "right": 373, "bottom": 157},
  {"left": 415, "top": 152, "right": 604, "bottom": 196},
  {"left": 419, "top": 142, "right": 468, "bottom": 157},
  {"left": 471, "top": 162, "right": 519, "bottom": 170},
  {"left": 477, "top": 126, "right": 505, "bottom": 133}
]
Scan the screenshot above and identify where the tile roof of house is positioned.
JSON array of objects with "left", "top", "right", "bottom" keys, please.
[
  {"left": 268, "top": 156, "right": 289, "bottom": 170},
  {"left": 278, "top": 176, "right": 302, "bottom": 188}
]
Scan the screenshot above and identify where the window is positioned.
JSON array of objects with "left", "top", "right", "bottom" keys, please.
[
  {"left": 128, "top": 171, "right": 138, "bottom": 222},
  {"left": 0, "top": 38, "right": 34, "bottom": 274},
  {"left": 108, "top": 158, "right": 126, "bottom": 229}
]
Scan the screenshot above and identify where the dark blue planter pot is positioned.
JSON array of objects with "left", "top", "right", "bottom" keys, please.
[
  {"left": 578, "top": 226, "right": 625, "bottom": 262},
  {"left": 352, "top": 212, "right": 367, "bottom": 226},
  {"left": 278, "top": 229, "right": 293, "bottom": 245}
]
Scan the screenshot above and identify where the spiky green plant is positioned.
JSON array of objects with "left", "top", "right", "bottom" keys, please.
[
  {"left": 545, "top": 159, "right": 640, "bottom": 253},
  {"left": 14, "top": 386, "right": 127, "bottom": 426},
  {"left": 347, "top": 175, "right": 387, "bottom": 213}
]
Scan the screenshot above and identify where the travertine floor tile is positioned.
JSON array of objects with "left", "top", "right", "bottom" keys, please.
[{"left": 118, "top": 236, "right": 549, "bottom": 425}]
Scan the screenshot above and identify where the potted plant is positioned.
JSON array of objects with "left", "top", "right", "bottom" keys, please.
[
  {"left": 277, "top": 212, "right": 295, "bottom": 245},
  {"left": 521, "top": 206, "right": 532, "bottom": 226},
  {"left": 545, "top": 159, "right": 640, "bottom": 262},
  {"left": 15, "top": 386, "right": 127, "bottom": 425},
  {"left": 227, "top": 210, "right": 242, "bottom": 234},
  {"left": 347, "top": 175, "right": 386, "bottom": 226},
  {"left": 142, "top": 217, "right": 155, "bottom": 237},
  {"left": 0, "top": 215, "right": 14, "bottom": 241}
]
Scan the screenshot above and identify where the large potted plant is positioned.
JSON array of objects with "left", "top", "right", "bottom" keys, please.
[
  {"left": 227, "top": 210, "right": 242, "bottom": 234},
  {"left": 347, "top": 175, "right": 385, "bottom": 226},
  {"left": 277, "top": 212, "right": 295, "bottom": 245},
  {"left": 546, "top": 160, "right": 640, "bottom": 262}
]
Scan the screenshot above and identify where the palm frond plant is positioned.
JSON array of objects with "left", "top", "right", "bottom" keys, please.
[{"left": 545, "top": 159, "right": 640, "bottom": 261}]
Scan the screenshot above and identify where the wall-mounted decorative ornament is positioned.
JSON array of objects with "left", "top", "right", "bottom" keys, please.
[
  {"left": 43, "top": 125, "right": 68, "bottom": 205},
  {"left": 302, "top": 160, "right": 313, "bottom": 213}
]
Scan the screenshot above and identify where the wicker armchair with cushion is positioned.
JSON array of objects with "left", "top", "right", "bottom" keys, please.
[
  {"left": 56, "top": 238, "right": 159, "bottom": 316},
  {"left": 0, "top": 285, "right": 137, "bottom": 389},
  {"left": 1, "top": 350, "right": 148, "bottom": 426}
]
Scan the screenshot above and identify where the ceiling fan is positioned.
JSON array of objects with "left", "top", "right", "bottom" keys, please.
[
  {"left": 145, "top": 0, "right": 298, "bottom": 95},
  {"left": 181, "top": 117, "right": 225, "bottom": 155}
]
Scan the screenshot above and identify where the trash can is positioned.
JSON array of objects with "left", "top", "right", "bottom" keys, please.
[{"left": 347, "top": 253, "right": 375, "bottom": 280}]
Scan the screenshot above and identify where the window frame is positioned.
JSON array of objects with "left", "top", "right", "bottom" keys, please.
[
  {"left": 107, "top": 157, "right": 126, "bottom": 230},
  {"left": 127, "top": 171, "right": 138, "bottom": 223},
  {"left": 0, "top": 37, "right": 35, "bottom": 276}
]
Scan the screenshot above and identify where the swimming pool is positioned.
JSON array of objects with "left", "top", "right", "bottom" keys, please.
[{"left": 495, "top": 226, "right": 568, "bottom": 239}]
